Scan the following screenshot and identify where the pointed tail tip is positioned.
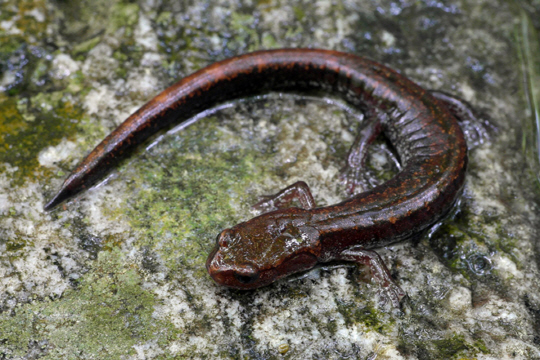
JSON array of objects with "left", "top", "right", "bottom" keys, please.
[
  {"left": 44, "top": 193, "right": 62, "bottom": 211},
  {"left": 45, "top": 172, "right": 87, "bottom": 211},
  {"left": 44, "top": 187, "right": 73, "bottom": 211}
]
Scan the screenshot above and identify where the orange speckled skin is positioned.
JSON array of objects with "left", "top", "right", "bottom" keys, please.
[{"left": 45, "top": 49, "right": 467, "bottom": 291}]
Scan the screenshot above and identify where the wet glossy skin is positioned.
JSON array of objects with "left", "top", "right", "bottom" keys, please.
[{"left": 45, "top": 49, "right": 467, "bottom": 303}]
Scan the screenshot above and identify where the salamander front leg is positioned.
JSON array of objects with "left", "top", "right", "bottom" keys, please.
[
  {"left": 252, "top": 181, "right": 317, "bottom": 212},
  {"left": 339, "top": 114, "right": 383, "bottom": 195},
  {"left": 337, "top": 247, "right": 406, "bottom": 307}
]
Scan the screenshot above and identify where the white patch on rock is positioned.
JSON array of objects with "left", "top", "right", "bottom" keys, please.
[
  {"left": 140, "top": 52, "right": 164, "bottom": 68},
  {"left": 492, "top": 254, "right": 521, "bottom": 280},
  {"left": 152, "top": 278, "right": 234, "bottom": 356},
  {"left": 38, "top": 138, "right": 78, "bottom": 168},
  {"left": 135, "top": 14, "right": 158, "bottom": 51},
  {"left": 125, "top": 70, "right": 159, "bottom": 100},
  {"left": 447, "top": 286, "right": 472, "bottom": 312},
  {"left": 82, "top": 43, "right": 118, "bottom": 81},
  {"left": 0, "top": 177, "right": 87, "bottom": 309},
  {"left": 130, "top": 339, "right": 165, "bottom": 360},
  {"left": 51, "top": 54, "right": 80, "bottom": 80},
  {"left": 78, "top": 179, "right": 133, "bottom": 237},
  {"left": 0, "top": 19, "right": 22, "bottom": 35},
  {"left": 260, "top": 7, "right": 293, "bottom": 35},
  {"left": 381, "top": 30, "right": 396, "bottom": 47},
  {"left": 84, "top": 85, "right": 118, "bottom": 115},
  {"left": 26, "top": 8, "right": 45, "bottom": 22},
  {"left": 0, "top": 69, "right": 17, "bottom": 91}
]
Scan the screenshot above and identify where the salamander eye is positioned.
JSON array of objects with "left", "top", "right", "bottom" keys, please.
[
  {"left": 217, "top": 230, "right": 230, "bottom": 248},
  {"left": 233, "top": 270, "right": 260, "bottom": 284}
]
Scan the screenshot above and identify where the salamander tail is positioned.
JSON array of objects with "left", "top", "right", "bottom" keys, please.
[
  {"left": 44, "top": 175, "right": 82, "bottom": 211},
  {"left": 44, "top": 188, "right": 68, "bottom": 211}
]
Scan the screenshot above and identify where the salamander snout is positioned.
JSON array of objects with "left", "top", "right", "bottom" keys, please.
[
  {"left": 206, "top": 230, "right": 264, "bottom": 289},
  {"left": 206, "top": 248, "right": 262, "bottom": 289}
]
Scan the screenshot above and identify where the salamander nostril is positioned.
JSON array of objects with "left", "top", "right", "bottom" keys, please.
[{"left": 234, "top": 271, "right": 259, "bottom": 284}]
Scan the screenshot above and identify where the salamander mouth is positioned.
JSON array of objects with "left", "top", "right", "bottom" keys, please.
[{"left": 232, "top": 268, "right": 260, "bottom": 285}]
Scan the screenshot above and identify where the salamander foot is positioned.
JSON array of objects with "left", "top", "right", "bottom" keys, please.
[
  {"left": 252, "top": 181, "right": 317, "bottom": 212},
  {"left": 337, "top": 247, "right": 406, "bottom": 308}
]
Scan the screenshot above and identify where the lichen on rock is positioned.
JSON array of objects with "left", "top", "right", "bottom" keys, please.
[{"left": 1, "top": 0, "right": 540, "bottom": 359}]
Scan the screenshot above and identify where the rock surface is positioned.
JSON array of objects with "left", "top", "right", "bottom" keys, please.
[{"left": 1, "top": 0, "right": 540, "bottom": 359}]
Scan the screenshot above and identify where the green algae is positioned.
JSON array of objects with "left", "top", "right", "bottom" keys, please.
[
  {"left": 60, "top": 0, "right": 142, "bottom": 65},
  {"left": 261, "top": 33, "right": 279, "bottom": 49},
  {"left": 398, "top": 333, "right": 490, "bottom": 359},
  {"left": 104, "top": 96, "right": 356, "bottom": 275},
  {"left": 431, "top": 333, "right": 486, "bottom": 359},
  {"left": 1, "top": 0, "right": 538, "bottom": 358},
  {"left": 108, "top": 3, "right": 139, "bottom": 33},
  {"left": 10, "top": 0, "right": 49, "bottom": 39},
  {"left": 337, "top": 300, "right": 392, "bottom": 334},
  {"left": 0, "top": 0, "right": 88, "bottom": 185},
  {"left": 0, "top": 92, "right": 82, "bottom": 185},
  {"left": 292, "top": 6, "right": 306, "bottom": 22},
  {"left": 0, "top": 247, "right": 179, "bottom": 359},
  {"left": 230, "top": 13, "right": 260, "bottom": 52},
  {"left": 54, "top": 0, "right": 135, "bottom": 44},
  {"left": 114, "top": 115, "right": 280, "bottom": 272},
  {"left": 0, "top": 35, "right": 24, "bottom": 66},
  {"left": 104, "top": 2, "right": 144, "bottom": 77},
  {"left": 72, "top": 36, "right": 102, "bottom": 57}
]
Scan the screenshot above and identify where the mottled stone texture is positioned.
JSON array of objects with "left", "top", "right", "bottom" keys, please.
[{"left": 0, "top": 0, "right": 539, "bottom": 359}]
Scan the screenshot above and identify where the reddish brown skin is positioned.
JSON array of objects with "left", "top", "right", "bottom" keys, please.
[{"left": 45, "top": 49, "right": 467, "bottom": 295}]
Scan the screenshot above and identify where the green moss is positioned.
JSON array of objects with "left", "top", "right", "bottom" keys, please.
[
  {"left": 108, "top": 2, "right": 140, "bottom": 33},
  {"left": 293, "top": 6, "right": 306, "bottom": 21},
  {"left": 432, "top": 334, "right": 470, "bottom": 358},
  {"left": 336, "top": 301, "right": 391, "bottom": 334},
  {"left": 13, "top": 0, "right": 49, "bottom": 38},
  {"left": 0, "top": 93, "right": 83, "bottom": 184},
  {"left": 0, "top": 1, "right": 93, "bottom": 185},
  {"left": 432, "top": 333, "right": 489, "bottom": 359},
  {"left": 65, "top": 70, "right": 88, "bottom": 95},
  {"left": 473, "top": 338, "right": 489, "bottom": 354},
  {"left": 0, "top": 34, "right": 24, "bottom": 57},
  {"left": 261, "top": 33, "right": 279, "bottom": 48},
  {"left": 116, "top": 116, "right": 278, "bottom": 274},
  {"left": 0, "top": 0, "right": 51, "bottom": 95},
  {"left": 0, "top": 247, "right": 179, "bottom": 359},
  {"left": 230, "top": 12, "right": 260, "bottom": 51},
  {"left": 72, "top": 35, "right": 102, "bottom": 57},
  {"left": 398, "top": 333, "right": 489, "bottom": 359},
  {"left": 156, "top": 11, "right": 172, "bottom": 26}
]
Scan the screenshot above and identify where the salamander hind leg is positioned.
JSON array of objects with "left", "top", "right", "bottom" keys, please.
[
  {"left": 252, "top": 181, "right": 317, "bottom": 213},
  {"left": 339, "top": 112, "right": 384, "bottom": 195},
  {"left": 430, "top": 90, "right": 496, "bottom": 148},
  {"left": 337, "top": 247, "right": 406, "bottom": 308}
]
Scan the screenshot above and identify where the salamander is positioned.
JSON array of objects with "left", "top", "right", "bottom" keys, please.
[{"left": 45, "top": 49, "right": 471, "bottom": 306}]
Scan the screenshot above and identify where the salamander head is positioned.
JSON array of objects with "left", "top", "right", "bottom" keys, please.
[{"left": 206, "top": 210, "right": 321, "bottom": 289}]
